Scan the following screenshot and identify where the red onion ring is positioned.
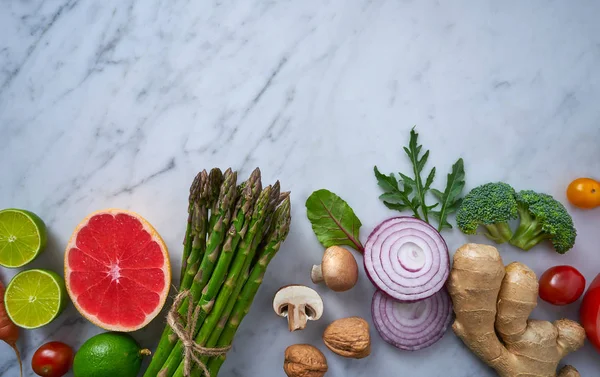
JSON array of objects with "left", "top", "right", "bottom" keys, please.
[
  {"left": 371, "top": 288, "right": 453, "bottom": 351},
  {"left": 364, "top": 217, "right": 449, "bottom": 302}
]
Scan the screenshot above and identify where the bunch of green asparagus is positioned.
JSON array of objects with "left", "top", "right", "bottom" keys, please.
[{"left": 144, "top": 167, "right": 291, "bottom": 377}]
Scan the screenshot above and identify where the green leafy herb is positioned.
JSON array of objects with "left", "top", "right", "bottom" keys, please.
[
  {"left": 374, "top": 128, "right": 466, "bottom": 232},
  {"left": 373, "top": 167, "right": 420, "bottom": 218},
  {"left": 306, "top": 189, "right": 364, "bottom": 252},
  {"left": 430, "top": 158, "right": 465, "bottom": 231}
]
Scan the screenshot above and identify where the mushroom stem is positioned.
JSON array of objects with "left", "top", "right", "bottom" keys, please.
[
  {"left": 288, "top": 304, "right": 307, "bottom": 331},
  {"left": 311, "top": 265, "right": 324, "bottom": 284},
  {"left": 273, "top": 285, "right": 323, "bottom": 332}
]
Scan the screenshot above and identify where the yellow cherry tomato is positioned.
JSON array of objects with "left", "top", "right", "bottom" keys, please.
[{"left": 566, "top": 178, "right": 600, "bottom": 209}]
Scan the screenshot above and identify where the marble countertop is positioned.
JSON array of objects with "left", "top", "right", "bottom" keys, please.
[{"left": 2, "top": 1, "right": 600, "bottom": 376}]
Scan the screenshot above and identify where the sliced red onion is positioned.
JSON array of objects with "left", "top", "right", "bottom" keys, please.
[
  {"left": 371, "top": 288, "right": 453, "bottom": 351},
  {"left": 364, "top": 217, "right": 449, "bottom": 302}
]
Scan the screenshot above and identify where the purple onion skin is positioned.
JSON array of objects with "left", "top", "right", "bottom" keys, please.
[
  {"left": 363, "top": 217, "right": 451, "bottom": 302},
  {"left": 371, "top": 288, "right": 453, "bottom": 351}
]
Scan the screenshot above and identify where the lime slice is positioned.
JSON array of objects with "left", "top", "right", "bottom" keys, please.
[
  {"left": 0, "top": 208, "right": 47, "bottom": 268},
  {"left": 4, "top": 269, "right": 67, "bottom": 329}
]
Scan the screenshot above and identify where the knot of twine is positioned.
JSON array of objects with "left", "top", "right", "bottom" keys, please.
[{"left": 167, "top": 290, "right": 231, "bottom": 377}]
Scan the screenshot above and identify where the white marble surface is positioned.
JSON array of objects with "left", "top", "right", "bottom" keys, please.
[{"left": 1, "top": 1, "right": 600, "bottom": 376}]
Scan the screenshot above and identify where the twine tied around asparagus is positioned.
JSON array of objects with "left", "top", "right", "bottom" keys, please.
[{"left": 167, "top": 290, "right": 231, "bottom": 377}]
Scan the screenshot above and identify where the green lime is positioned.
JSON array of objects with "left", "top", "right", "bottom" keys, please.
[
  {"left": 0, "top": 208, "right": 47, "bottom": 268},
  {"left": 4, "top": 269, "right": 67, "bottom": 329},
  {"left": 73, "top": 332, "right": 151, "bottom": 377}
]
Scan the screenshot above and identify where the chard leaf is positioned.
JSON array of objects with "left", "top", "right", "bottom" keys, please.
[{"left": 306, "top": 189, "right": 364, "bottom": 252}]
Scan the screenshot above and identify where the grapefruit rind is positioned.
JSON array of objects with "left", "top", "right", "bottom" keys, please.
[{"left": 64, "top": 208, "right": 171, "bottom": 332}]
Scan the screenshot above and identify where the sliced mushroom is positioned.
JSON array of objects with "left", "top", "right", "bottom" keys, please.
[
  {"left": 311, "top": 246, "right": 358, "bottom": 292},
  {"left": 273, "top": 285, "right": 324, "bottom": 332}
]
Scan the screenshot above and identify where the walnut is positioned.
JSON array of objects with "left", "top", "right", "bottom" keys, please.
[
  {"left": 284, "top": 344, "right": 328, "bottom": 377},
  {"left": 322, "top": 317, "right": 371, "bottom": 359}
]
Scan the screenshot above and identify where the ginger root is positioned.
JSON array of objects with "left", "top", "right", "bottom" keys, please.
[{"left": 447, "top": 244, "right": 585, "bottom": 377}]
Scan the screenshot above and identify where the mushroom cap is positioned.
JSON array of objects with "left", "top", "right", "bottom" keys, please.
[
  {"left": 273, "top": 285, "right": 324, "bottom": 320},
  {"left": 322, "top": 246, "right": 358, "bottom": 292}
]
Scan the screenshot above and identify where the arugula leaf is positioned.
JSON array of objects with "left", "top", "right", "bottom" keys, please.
[
  {"left": 374, "top": 127, "right": 466, "bottom": 232},
  {"left": 374, "top": 167, "right": 420, "bottom": 217},
  {"left": 402, "top": 128, "right": 435, "bottom": 222},
  {"left": 430, "top": 158, "right": 465, "bottom": 231},
  {"left": 306, "top": 189, "right": 364, "bottom": 252}
]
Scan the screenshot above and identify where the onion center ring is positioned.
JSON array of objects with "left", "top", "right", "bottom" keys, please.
[
  {"left": 398, "top": 242, "right": 426, "bottom": 271},
  {"left": 364, "top": 217, "right": 449, "bottom": 302}
]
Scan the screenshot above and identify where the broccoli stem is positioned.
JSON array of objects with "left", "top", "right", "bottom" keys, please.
[
  {"left": 509, "top": 206, "right": 550, "bottom": 251},
  {"left": 482, "top": 223, "right": 513, "bottom": 244}
]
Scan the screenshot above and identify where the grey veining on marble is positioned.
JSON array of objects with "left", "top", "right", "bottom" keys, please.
[{"left": 1, "top": 1, "right": 600, "bottom": 376}]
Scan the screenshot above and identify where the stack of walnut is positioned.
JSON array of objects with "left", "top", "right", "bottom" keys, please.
[{"left": 276, "top": 246, "right": 370, "bottom": 377}]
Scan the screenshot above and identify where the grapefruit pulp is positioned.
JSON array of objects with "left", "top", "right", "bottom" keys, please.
[{"left": 64, "top": 209, "right": 171, "bottom": 332}]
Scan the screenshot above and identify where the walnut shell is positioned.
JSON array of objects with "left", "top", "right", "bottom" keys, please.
[
  {"left": 284, "top": 344, "right": 328, "bottom": 377},
  {"left": 323, "top": 317, "right": 371, "bottom": 359}
]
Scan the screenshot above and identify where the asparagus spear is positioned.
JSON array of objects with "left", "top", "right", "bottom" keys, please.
[
  {"left": 185, "top": 168, "right": 237, "bottom": 309},
  {"left": 278, "top": 191, "right": 291, "bottom": 206},
  {"left": 179, "top": 171, "right": 204, "bottom": 284},
  {"left": 208, "top": 168, "right": 224, "bottom": 229},
  {"left": 258, "top": 181, "right": 281, "bottom": 237},
  {"left": 145, "top": 171, "right": 211, "bottom": 377},
  {"left": 145, "top": 169, "right": 235, "bottom": 377},
  {"left": 168, "top": 185, "right": 276, "bottom": 377},
  {"left": 198, "top": 168, "right": 261, "bottom": 316},
  {"left": 159, "top": 171, "right": 263, "bottom": 377},
  {"left": 181, "top": 168, "right": 222, "bottom": 291},
  {"left": 205, "top": 197, "right": 291, "bottom": 377},
  {"left": 180, "top": 171, "right": 210, "bottom": 289}
]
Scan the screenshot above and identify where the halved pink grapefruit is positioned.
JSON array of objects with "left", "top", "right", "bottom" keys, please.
[{"left": 64, "top": 209, "right": 171, "bottom": 332}]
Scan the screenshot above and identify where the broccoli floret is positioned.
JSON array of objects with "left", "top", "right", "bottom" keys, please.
[
  {"left": 456, "top": 182, "right": 518, "bottom": 244},
  {"left": 509, "top": 190, "right": 576, "bottom": 254}
]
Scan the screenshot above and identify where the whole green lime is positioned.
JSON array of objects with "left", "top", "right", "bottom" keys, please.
[{"left": 73, "top": 332, "right": 151, "bottom": 377}]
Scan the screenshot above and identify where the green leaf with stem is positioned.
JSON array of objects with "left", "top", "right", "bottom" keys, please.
[
  {"left": 373, "top": 127, "right": 466, "bottom": 232},
  {"left": 430, "top": 158, "right": 465, "bottom": 231},
  {"left": 306, "top": 189, "right": 364, "bottom": 252}
]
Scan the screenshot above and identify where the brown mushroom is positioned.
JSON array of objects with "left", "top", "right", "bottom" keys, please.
[
  {"left": 284, "top": 344, "right": 328, "bottom": 377},
  {"left": 273, "top": 285, "right": 324, "bottom": 331},
  {"left": 311, "top": 246, "right": 358, "bottom": 292}
]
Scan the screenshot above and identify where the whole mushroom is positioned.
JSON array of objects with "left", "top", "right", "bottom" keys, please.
[
  {"left": 284, "top": 344, "right": 328, "bottom": 377},
  {"left": 311, "top": 246, "right": 358, "bottom": 292},
  {"left": 273, "top": 285, "right": 324, "bottom": 331}
]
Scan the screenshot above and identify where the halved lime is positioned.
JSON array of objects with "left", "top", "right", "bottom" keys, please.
[
  {"left": 4, "top": 269, "right": 67, "bottom": 329},
  {"left": 0, "top": 208, "right": 47, "bottom": 268}
]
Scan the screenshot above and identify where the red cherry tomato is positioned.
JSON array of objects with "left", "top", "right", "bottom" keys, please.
[
  {"left": 538, "top": 266, "right": 586, "bottom": 305},
  {"left": 581, "top": 274, "right": 600, "bottom": 352},
  {"left": 31, "top": 341, "right": 74, "bottom": 377}
]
